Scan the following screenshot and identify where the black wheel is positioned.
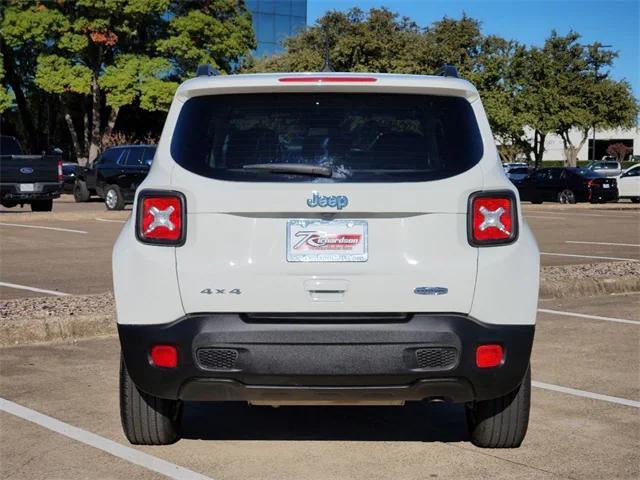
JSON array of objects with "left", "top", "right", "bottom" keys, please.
[
  {"left": 1, "top": 201, "right": 17, "bottom": 208},
  {"left": 30, "top": 200, "right": 53, "bottom": 212},
  {"left": 120, "top": 356, "right": 181, "bottom": 445},
  {"left": 531, "top": 199, "right": 543, "bottom": 204},
  {"left": 73, "top": 180, "right": 90, "bottom": 202},
  {"left": 557, "top": 189, "right": 576, "bottom": 204},
  {"left": 105, "top": 185, "right": 125, "bottom": 210},
  {"left": 631, "top": 197, "right": 640, "bottom": 204},
  {"left": 466, "top": 366, "right": 531, "bottom": 448}
]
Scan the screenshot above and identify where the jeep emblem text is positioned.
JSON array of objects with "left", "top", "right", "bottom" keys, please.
[{"left": 306, "top": 192, "right": 349, "bottom": 210}]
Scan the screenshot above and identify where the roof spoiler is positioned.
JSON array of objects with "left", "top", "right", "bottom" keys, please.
[
  {"left": 196, "top": 64, "right": 220, "bottom": 77},
  {"left": 436, "top": 64, "right": 460, "bottom": 78}
]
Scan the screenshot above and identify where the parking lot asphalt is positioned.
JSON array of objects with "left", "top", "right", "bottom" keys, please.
[
  {"left": 1, "top": 197, "right": 639, "bottom": 300},
  {"left": 1, "top": 292, "right": 638, "bottom": 480}
]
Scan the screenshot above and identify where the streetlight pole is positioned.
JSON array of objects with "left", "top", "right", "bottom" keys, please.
[{"left": 583, "top": 43, "right": 612, "bottom": 161}]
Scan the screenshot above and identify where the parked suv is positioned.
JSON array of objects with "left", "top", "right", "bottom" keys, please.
[
  {"left": 114, "top": 70, "right": 539, "bottom": 448},
  {"left": 74, "top": 144, "right": 155, "bottom": 210}
]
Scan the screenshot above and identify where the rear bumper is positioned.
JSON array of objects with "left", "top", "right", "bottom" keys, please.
[
  {"left": 588, "top": 187, "right": 618, "bottom": 202},
  {"left": 0, "top": 182, "right": 61, "bottom": 201},
  {"left": 119, "top": 313, "right": 534, "bottom": 403}
]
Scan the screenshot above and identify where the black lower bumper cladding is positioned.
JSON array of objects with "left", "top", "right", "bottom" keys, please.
[{"left": 119, "top": 313, "right": 534, "bottom": 403}]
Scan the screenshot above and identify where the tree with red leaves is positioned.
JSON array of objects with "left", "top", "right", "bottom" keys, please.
[{"left": 606, "top": 143, "right": 632, "bottom": 162}]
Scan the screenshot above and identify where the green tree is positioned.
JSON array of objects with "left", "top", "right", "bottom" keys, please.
[
  {"left": 1, "top": 0, "right": 255, "bottom": 163},
  {"left": 537, "top": 33, "right": 638, "bottom": 166},
  {"left": 247, "top": 9, "right": 534, "bottom": 162},
  {"left": 0, "top": 52, "right": 12, "bottom": 113},
  {"left": 157, "top": 0, "right": 256, "bottom": 78},
  {"left": 483, "top": 32, "right": 637, "bottom": 167},
  {"left": 249, "top": 10, "right": 639, "bottom": 168},
  {"left": 250, "top": 8, "right": 423, "bottom": 73},
  {"left": 469, "top": 36, "right": 531, "bottom": 162}
]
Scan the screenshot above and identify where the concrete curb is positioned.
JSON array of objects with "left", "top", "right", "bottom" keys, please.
[
  {"left": 538, "top": 275, "right": 640, "bottom": 299},
  {"left": 2, "top": 276, "right": 639, "bottom": 346},
  {"left": 0, "top": 314, "right": 115, "bottom": 347}
]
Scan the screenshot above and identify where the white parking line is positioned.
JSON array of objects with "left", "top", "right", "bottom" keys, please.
[
  {"left": 532, "top": 381, "right": 640, "bottom": 408},
  {"left": 540, "top": 252, "right": 639, "bottom": 262},
  {"left": 95, "top": 217, "right": 126, "bottom": 223},
  {"left": 525, "top": 211, "right": 639, "bottom": 219},
  {"left": 538, "top": 308, "right": 640, "bottom": 325},
  {"left": 565, "top": 240, "right": 640, "bottom": 248},
  {"left": 0, "top": 397, "right": 214, "bottom": 480},
  {"left": 0, "top": 281, "right": 71, "bottom": 297},
  {"left": 0, "top": 222, "right": 87, "bottom": 234}
]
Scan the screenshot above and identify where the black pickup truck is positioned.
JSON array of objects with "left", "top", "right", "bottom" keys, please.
[
  {"left": 74, "top": 144, "right": 155, "bottom": 210},
  {"left": 0, "top": 136, "right": 62, "bottom": 211}
]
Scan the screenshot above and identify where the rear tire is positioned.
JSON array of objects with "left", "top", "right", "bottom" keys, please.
[
  {"left": 531, "top": 200, "right": 543, "bottom": 204},
  {"left": 119, "top": 356, "right": 181, "bottom": 445},
  {"left": 105, "top": 185, "right": 125, "bottom": 210},
  {"left": 30, "top": 200, "right": 53, "bottom": 212},
  {"left": 465, "top": 366, "right": 531, "bottom": 448},
  {"left": 557, "top": 189, "right": 576, "bottom": 204},
  {"left": 73, "top": 180, "right": 90, "bottom": 202}
]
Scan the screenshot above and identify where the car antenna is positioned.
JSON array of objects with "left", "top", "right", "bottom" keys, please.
[{"left": 321, "top": 25, "right": 334, "bottom": 72}]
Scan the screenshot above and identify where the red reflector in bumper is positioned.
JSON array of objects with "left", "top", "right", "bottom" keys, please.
[
  {"left": 150, "top": 345, "right": 178, "bottom": 368},
  {"left": 476, "top": 344, "right": 504, "bottom": 368}
]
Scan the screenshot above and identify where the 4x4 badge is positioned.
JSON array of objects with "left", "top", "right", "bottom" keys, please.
[{"left": 306, "top": 192, "right": 348, "bottom": 210}]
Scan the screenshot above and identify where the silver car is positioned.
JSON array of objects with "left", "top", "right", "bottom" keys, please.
[{"left": 584, "top": 160, "right": 622, "bottom": 177}]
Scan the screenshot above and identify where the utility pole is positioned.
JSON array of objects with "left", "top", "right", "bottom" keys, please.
[{"left": 583, "top": 43, "right": 612, "bottom": 161}]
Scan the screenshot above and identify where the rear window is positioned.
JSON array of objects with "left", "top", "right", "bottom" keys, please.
[
  {"left": 170, "top": 93, "right": 483, "bottom": 182},
  {"left": 100, "top": 148, "right": 125, "bottom": 165},
  {"left": 125, "top": 148, "right": 144, "bottom": 166},
  {"left": 0, "top": 136, "right": 23, "bottom": 155},
  {"left": 143, "top": 147, "right": 156, "bottom": 163}
]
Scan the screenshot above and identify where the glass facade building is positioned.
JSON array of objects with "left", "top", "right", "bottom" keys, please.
[{"left": 246, "top": 0, "right": 307, "bottom": 57}]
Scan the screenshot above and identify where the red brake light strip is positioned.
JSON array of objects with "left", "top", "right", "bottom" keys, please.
[{"left": 278, "top": 76, "right": 378, "bottom": 83}]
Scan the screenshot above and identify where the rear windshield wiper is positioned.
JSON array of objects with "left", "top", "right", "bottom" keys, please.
[{"left": 242, "top": 163, "right": 333, "bottom": 177}]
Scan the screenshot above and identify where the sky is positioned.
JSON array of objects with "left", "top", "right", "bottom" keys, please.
[{"left": 307, "top": 0, "right": 640, "bottom": 97}]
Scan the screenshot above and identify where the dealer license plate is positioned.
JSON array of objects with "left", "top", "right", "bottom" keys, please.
[
  {"left": 19, "top": 183, "right": 35, "bottom": 192},
  {"left": 287, "top": 220, "right": 368, "bottom": 262}
]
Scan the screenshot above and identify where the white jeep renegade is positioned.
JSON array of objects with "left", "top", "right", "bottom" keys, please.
[{"left": 114, "top": 69, "right": 539, "bottom": 448}]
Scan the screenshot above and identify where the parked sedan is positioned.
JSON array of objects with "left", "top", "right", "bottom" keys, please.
[
  {"left": 517, "top": 167, "right": 618, "bottom": 204},
  {"left": 616, "top": 164, "right": 640, "bottom": 203}
]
